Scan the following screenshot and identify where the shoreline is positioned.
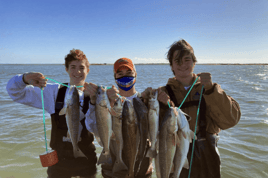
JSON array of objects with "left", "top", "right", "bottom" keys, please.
[{"left": 1, "top": 63, "right": 268, "bottom": 65}]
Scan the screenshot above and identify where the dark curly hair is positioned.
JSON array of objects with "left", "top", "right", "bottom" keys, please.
[
  {"left": 167, "top": 39, "right": 197, "bottom": 66},
  {"left": 64, "top": 49, "right": 90, "bottom": 69}
]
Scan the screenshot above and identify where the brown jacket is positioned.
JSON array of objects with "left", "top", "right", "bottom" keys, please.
[{"left": 159, "top": 74, "right": 241, "bottom": 134}]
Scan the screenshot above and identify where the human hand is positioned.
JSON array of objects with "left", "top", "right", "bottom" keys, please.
[
  {"left": 141, "top": 87, "right": 153, "bottom": 99},
  {"left": 157, "top": 87, "right": 174, "bottom": 106},
  {"left": 197, "top": 72, "right": 213, "bottom": 90},
  {"left": 84, "top": 82, "right": 98, "bottom": 104},
  {"left": 23, "top": 72, "right": 48, "bottom": 88},
  {"left": 107, "top": 85, "right": 120, "bottom": 107}
]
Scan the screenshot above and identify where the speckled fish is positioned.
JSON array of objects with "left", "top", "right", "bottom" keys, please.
[
  {"left": 111, "top": 97, "right": 128, "bottom": 173},
  {"left": 146, "top": 90, "right": 159, "bottom": 158},
  {"left": 154, "top": 139, "right": 161, "bottom": 178},
  {"left": 59, "top": 85, "right": 86, "bottom": 158},
  {"left": 172, "top": 109, "right": 196, "bottom": 178},
  {"left": 122, "top": 99, "right": 138, "bottom": 178},
  {"left": 159, "top": 107, "right": 178, "bottom": 178},
  {"left": 95, "top": 86, "right": 113, "bottom": 165},
  {"left": 133, "top": 97, "right": 149, "bottom": 176}
]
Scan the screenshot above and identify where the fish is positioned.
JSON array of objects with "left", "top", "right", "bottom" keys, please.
[
  {"left": 154, "top": 139, "right": 161, "bottom": 178},
  {"left": 146, "top": 90, "right": 159, "bottom": 158},
  {"left": 111, "top": 97, "right": 128, "bottom": 173},
  {"left": 59, "top": 85, "right": 87, "bottom": 158},
  {"left": 133, "top": 97, "right": 149, "bottom": 176},
  {"left": 172, "top": 109, "right": 196, "bottom": 178},
  {"left": 95, "top": 86, "right": 113, "bottom": 165},
  {"left": 158, "top": 107, "right": 178, "bottom": 178},
  {"left": 122, "top": 99, "right": 138, "bottom": 178}
]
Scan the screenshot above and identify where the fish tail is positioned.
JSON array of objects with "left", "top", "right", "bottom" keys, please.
[
  {"left": 112, "top": 159, "right": 128, "bottom": 173},
  {"left": 146, "top": 148, "right": 157, "bottom": 158},
  {"left": 73, "top": 147, "right": 87, "bottom": 159},
  {"left": 97, "top": 151, "right": 112, "bottom": 165}
]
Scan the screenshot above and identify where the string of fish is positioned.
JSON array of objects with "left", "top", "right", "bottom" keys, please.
[
  {"left": 41, "top": 76, "right": 202, "bottom": 178},
  {"left": 40, "top": 77, "right": 83, "bottom": 153},
  {"left": 40, "top": 77, "right": 114, "bottom": 153},
  {"left": 167, "top": 76, "right": 204, "bottom": 178}
]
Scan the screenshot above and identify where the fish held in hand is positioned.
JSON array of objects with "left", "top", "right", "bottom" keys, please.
[
  {"left": 122, "top": 99, "right": 138, "bottom": 178},
  {"left": 133, "top": 97, "right": 149, "bottom": 176},
  {"left": 111, "top": 97, "right": 128, "bottom": 173},
  {"left": 146, "top": 90, "right": 159, "bottom": 158},
  {"left": 159, "top": 107, "right": 178, "bottom": 178},
  {"left": 59, "top": 85, "right": 86, "bottom": 158},
  {"left": 95, "top": 86, "right": 113, "bottom": 165},
  {"left": 172, "top": 109, "right": 196, "bottom": 178}
]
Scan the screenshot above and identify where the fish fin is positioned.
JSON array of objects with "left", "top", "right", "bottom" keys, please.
[
  {"left": 98, "top": 152, "right": 112, "bottom": 165},
  {"left": 176, "top": 133, "right": 180, "bottom": 146},
  {"left": 59, "top": 107, "right": 67, "bottom": 115},
  {"left": 183, "top": 159, "right": 189, "bottom": 169},
  {"left": 189, "top": 130, "right": 197, "bottom": 143},
  {"left": 112, "top": 159, "right": 128, "bottom": 173},
  {"left": 79, "top": 110, "right": 85, "bottom": 120},
  {"left": 111, "top": 131, "right": 116, "bottom": 140},
  {"left": 182, "top": 130, "right": 187, "bottom": 140},
  {"left": 146, "top": 148, "right": 157, "bottom": 158},
  {"left": 73, "top": 147, "right": 87, "bottom": 159},
  {"left": 62, "top": 136, "right": 72, "bottom": 142}
]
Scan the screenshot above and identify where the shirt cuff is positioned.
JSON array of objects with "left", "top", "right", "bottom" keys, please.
[{"left": 18, "top": 74, "right": 28, "bottom": 88}]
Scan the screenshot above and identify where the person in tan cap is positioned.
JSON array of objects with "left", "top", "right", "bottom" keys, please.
[{"left": 85, "top": 57, "right": 153, "bottom": 178}]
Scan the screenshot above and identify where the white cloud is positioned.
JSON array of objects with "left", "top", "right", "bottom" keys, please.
[{"left": 133, "top": 57, "right": 169, "bottom": 64}]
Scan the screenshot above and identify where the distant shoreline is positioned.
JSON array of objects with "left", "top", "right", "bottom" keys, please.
[{"left": 1, "top": 63, "right": 268, "bottom": 65}]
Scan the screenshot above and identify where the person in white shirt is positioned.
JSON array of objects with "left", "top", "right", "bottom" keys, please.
[{"left": 6, "top": 49, "right": 98, "bottom": 178}]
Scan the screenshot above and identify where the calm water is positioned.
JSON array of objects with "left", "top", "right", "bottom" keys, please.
[{"left": 0, "top": 64, "right": 268, "bottom": 178}]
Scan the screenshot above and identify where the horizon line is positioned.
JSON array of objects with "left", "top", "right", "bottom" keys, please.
[{"left": 1, "top": 63, "right": 268, "bottom": 65}]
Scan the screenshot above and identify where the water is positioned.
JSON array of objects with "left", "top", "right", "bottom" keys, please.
[{"left": 0, "top": 64, "right": 268, "bottom": 178}]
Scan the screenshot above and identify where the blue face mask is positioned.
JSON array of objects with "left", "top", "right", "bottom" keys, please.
[{"left": 115, "top": 76, "right": 136, "bottom": 91}]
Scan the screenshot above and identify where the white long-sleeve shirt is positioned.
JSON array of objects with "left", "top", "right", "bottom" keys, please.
[{"left": 6, "top": 74, "right": 98, "bottom": 140}]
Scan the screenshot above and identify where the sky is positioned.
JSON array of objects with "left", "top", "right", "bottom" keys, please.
[{"left": 0, "top": 0, "right": 267, "bottom": 64}]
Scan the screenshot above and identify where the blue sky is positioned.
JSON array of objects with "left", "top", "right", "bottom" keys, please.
[{"left": 0, "top": 0, "right": 267, "bottom": 64}]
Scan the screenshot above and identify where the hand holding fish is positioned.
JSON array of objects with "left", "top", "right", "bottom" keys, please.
[
  {"left": 141, "top": 87, "right": 153, "bottom": 99},
  {"left": 197, "top": 72, "right": 213, "bottom": 90},
  {"left": 157, "top": 87, "right": 174, "bottom": 107},
  {"left": 84, "top": 82, "right": 98, "bottom": 104},
  {"left": 23, "top": 72, "right": 48, "bottom": 88},
  {"left": 107, "top": 85, "right": 120, "bottom": 107}
]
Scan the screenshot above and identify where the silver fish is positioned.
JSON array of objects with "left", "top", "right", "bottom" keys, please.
[
  {"left": 154, "top": 139, "right": 161, "bottom": 178},
  {"left": 133, "top": 97, "right": 149, "bottom": 176},
  {"left": 159, "top": 107, "right": 178, "bottom": 178},
  {"left": 111, "top": 97, "right": 128, "bottom": 173},
  {"left": 172, "top": 109, "right": 196, "bottom": 178},
  {"left": 95, "top": 86, "right": 113, "bottom": 165},
  {"left": 59, "top": 85, "right": 86, "bottom": 158},
  {"left": 122, "top": 99, "right": 138, "bottom": 178},
  {"left": 146, "top": 90, "right": 159, "bottom": 158}
]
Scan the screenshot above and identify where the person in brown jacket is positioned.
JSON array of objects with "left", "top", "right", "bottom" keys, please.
[{"left": 142, "top": 39, "right": 241, "bottom": 178}]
